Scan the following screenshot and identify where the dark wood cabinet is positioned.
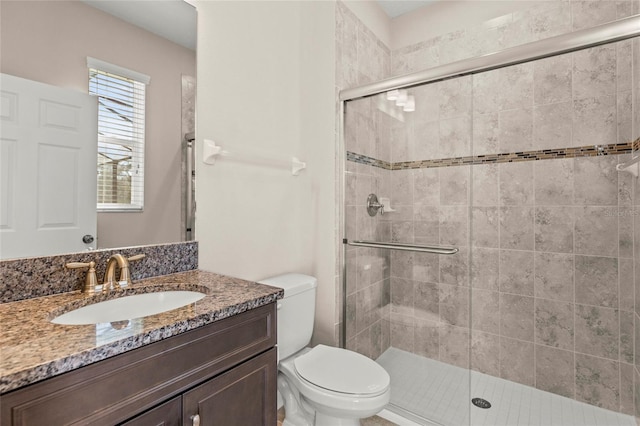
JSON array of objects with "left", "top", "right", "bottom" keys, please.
[
  {"left": 182, "top": 349, "right": 277, "bottom": 426},
  {"left": 1, "top": 303, "right": 277, "bottom": 426},
  {"left": 121, "top": 397, "right": 182, "bottom": 426}
]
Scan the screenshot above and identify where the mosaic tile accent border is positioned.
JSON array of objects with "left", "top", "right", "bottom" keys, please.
[
  {"left": 348, "top": 140, "right": 638, "bottom": 171},
  {"left": 0, "top": 241, "right": 198, "bottom": 303},
  {"left": 347, "top": 152, "right": 392, "bottom": 169}
]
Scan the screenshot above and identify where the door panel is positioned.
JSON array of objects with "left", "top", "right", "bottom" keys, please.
[
  {"left": 0, "top": 73, "right": 97, "bottom": 258},
  {"left": 37, "top": 144, "right": 79, "bottom": 227},
  {"left": 0, "top": 138, "right": 16, "bottom": 230}
]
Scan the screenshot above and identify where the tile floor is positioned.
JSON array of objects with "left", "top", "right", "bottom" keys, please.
[
  {"left": 377, "top": 347, "right": 636, "bottom": 426},
  {"left": 278, "top": 407, "right": 394, "bottom": 426}
]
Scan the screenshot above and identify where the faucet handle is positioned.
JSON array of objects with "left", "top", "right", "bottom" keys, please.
[
  {"left": 117, "top": 253, "right": 145, "bottom": 288},
  {"left": 65, "top": 261, "right": 99, "bottom": 294},
  {"left": 127, "top": 254, "right": 145, "bottom": 262}
]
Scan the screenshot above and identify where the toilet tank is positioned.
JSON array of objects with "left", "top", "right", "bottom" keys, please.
[{"left": 258, "top": 273, "right": 317, "bottom": 360}]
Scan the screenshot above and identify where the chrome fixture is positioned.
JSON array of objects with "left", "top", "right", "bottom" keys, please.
[
  {"left": 367, "top": 193, "right": 385, "bottom": 216},
  {"left": 472, "top": 398, "right": 492, "bottom": 409},
  {"left": 65, "top": 261, "right": 99, "bottom": 294},
  {"left": 103, "top": 253, "right": 146, "bottom": 291},
  {"left": 344, "top": 239, "right": 458, "bottom": 255},
  {"left": 183, "top": 131, "right": 196, "bottom": 241}
]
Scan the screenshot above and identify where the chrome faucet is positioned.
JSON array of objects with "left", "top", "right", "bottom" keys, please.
[{"left": 103, "top": 253, "right": 145, "bottom": 291}]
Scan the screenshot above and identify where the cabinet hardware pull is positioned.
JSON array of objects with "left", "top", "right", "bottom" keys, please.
[{"left": 191, "top": 414, "right": 201, "bottom": 426}]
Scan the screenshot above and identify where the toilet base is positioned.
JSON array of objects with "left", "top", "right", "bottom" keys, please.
[
  {"left": 314, "top": 412, "right": 360, "bottom": 426},
  {"left": 278, "top": 371, "right": 370, "bottom": 426},
  {"left": 278, "top": 372, "right": 313, "bottom": 426},
  {"left": 278, "top": 348, "right": 390, "bottom": 426},
  {"left": 278, "top": 360, "right": 389, "bottom": 426}
]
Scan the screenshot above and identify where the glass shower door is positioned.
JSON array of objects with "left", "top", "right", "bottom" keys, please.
[
  {"left": 343, "top": 77, "right": 473, "bottom": 425},
  {"left": 465, "top": 39, "right": 638, "bottom": 426}
]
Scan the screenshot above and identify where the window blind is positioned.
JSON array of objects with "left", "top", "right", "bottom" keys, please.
[{"left": 88, "top": 59, "right": 148, "bottom": 211}]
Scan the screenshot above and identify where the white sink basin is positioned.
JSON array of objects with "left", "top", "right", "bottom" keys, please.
[{"left": 51, "top": 291, "right": 206, "bottom": 325}]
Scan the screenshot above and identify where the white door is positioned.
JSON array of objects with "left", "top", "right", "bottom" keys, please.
[{"left": 0, "top": 73, "right": 97, "bottom": 259}]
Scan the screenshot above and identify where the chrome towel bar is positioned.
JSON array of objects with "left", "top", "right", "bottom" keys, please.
[{"left": 343, "top": 239, "right": 459, "bottom": 255}]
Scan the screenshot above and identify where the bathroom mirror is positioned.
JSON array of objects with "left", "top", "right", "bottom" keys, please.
[{"left": 0, "top": 0, "right": 196, "bottom": 260}]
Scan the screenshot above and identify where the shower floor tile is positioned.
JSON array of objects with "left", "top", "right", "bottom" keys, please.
[{"left": 376, "top": 347, "right": 636, "bottom": 426}]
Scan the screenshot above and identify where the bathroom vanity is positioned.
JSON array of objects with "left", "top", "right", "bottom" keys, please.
[{"left": 0, "top": 270, "right": 283, "bottom": 425}]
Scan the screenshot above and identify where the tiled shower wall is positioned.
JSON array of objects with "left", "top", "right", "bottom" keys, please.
[
  {"left": 392, "top": 0, "right": 640, "bottom": 76},
  {"left": 340, "top": 0, "right": 640, "bottom": 419}
]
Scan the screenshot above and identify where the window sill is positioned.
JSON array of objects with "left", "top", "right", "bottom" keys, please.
[{"left": 98, "top": 205, "right": 143, "bottom": 213}]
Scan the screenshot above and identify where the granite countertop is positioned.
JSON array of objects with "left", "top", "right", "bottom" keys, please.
[{"left": 0, "top": 270, "right": 284, "bottom": 394}]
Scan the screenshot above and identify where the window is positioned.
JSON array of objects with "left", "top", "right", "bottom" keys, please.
[{"left": 88, "top": 57, "right": 150, "bottom": 211}]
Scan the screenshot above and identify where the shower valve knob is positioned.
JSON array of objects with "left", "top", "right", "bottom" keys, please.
[{"left": 366, "top": 193, "right": 385, "bottom": 217}]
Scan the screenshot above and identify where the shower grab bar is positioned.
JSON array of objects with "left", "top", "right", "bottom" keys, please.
[{"left": 343, "top": 239, "right": 458, "bottom": 255}]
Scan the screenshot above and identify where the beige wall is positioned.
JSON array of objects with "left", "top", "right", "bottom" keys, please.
[
  {"left": 0, "top": 1, "right": 195, "bottom": 249},
  {"left": 194, "top": 1, "right": 337, "bottom": 345}
]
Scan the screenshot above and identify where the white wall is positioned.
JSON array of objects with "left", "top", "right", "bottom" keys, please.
[
  {"left": 194, "top": 1, "right": 337, "bottom": 345},
  {"left": 0, "top": 1, "right": 195, "bottom": 249}
]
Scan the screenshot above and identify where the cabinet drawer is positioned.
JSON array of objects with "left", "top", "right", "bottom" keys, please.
[{"left": 1, "top": 303, "right": 276, "bottom": 426}]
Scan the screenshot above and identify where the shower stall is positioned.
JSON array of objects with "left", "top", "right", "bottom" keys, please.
[{"left": 340, "top": 12, "right": 640, "bottom": 426}]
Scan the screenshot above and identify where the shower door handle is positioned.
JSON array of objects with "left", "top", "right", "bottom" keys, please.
[{"left": 343, "top": 239, "right": 458, "bottom": 255}]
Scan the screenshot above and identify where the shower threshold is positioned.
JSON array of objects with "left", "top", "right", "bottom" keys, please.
[{"left": 376, "top": 347, "right": 635, "bottom": 426}]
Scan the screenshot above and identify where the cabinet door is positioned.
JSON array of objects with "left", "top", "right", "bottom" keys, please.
[
  {"left": 183, "top": 348, "right": 277, "bottom": 426},
  {"left": 120, "top": 397, "right": 181, "bottom": 426}
]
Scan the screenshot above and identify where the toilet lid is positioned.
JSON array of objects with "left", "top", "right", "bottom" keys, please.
[{"left": 294, "top": 345, "right": 390, "bottom": 396}]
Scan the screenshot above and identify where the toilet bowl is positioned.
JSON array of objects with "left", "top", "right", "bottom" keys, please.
[
  {"left": 258, "top": 274, "right": 390, "bottom": 426},
  {"left": 279, "top": 346, "right": 390, "bottom": 426}
]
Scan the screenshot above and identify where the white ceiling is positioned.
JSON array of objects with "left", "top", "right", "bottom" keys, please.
[
  {"left": 81, "top": 0, "right": 197, "bottom": 51},
  {"left": 81, "top": 0, "right": 434, "bottom": 52},
  {"left": 377, "top": 0, "right": 436, "bottom": 18}
]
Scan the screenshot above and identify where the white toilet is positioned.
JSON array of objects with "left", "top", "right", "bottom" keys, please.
[{"left": 259, "top": 273, "right": 390, "bottom": 426}]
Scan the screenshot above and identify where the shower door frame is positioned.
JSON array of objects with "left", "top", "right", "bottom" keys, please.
[{"left": 339, "top": 15, "right": 640, "bottom": 103}]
